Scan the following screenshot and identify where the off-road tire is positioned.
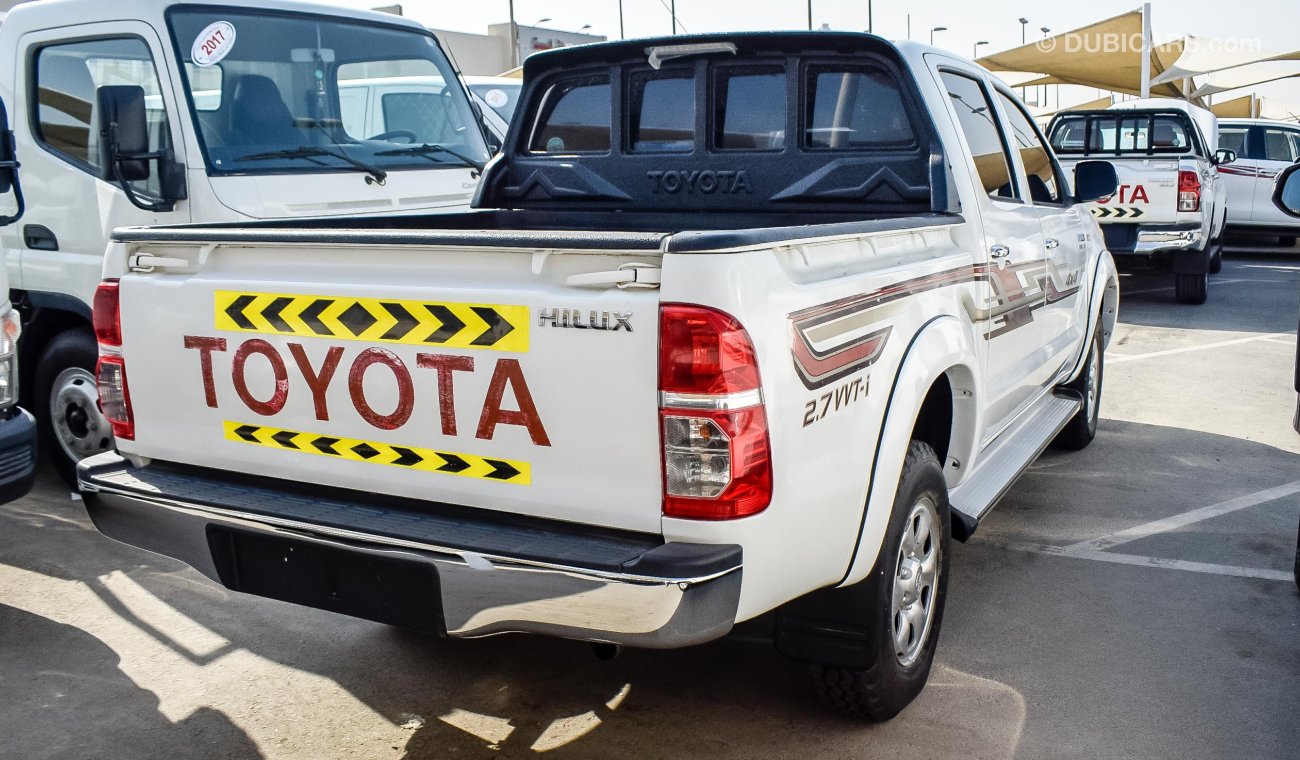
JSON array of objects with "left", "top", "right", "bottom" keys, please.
[
  {"left": 1174, "top": 271, "right": 1208, "bottom": 305},
  {"left": 810, "top": 441, "right": 951, "bottom": 722},
  {"left": 1054, "top": 327, "right": 1103, "bottom": 450}
]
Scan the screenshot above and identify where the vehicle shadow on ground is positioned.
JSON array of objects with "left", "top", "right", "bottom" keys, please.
[
  {"left": 0, "top": 602, "right": 262, "bottom": 760},
  {"left": 1114, "top": 252, "right": 1300, "bottom": 333}
]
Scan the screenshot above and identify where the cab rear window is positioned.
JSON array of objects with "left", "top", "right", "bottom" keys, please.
[
  {"left": 805, "top": 64, "right": 914, "bottom": 149},
  {"left": 1050, "top": 114, "right": 1197, "bottom": 155},
  {"left": 628, "top": 69, "right": 694, "bottom": 152},
  {"left": 528, "top": 75, "right": 611, "bottom": 154}
]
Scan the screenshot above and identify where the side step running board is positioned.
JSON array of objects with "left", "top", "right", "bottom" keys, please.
[{"left": 947, "top": 391, "right": 1082, "bottom": 541}]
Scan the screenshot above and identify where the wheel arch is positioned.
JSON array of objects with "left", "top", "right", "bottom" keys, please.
[{"left": 13, "top": 290, "right": 93, "bottom": 409}]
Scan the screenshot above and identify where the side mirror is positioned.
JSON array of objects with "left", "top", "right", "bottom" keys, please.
[
  {"left": 1271, "top": 163, "right": 1300, "bottom": 218},
  {"left": 1214, "top": 148, "right": 1237, "bottom": 166},
  {"left": 0, "top": 97, "right": 23, "bottom": 226},
  {"left": 97, "top": 85, "right": 186, "bottom": 212},
  {"left": 1073, "top": 160, "right": 1119, "bottom": 204}
]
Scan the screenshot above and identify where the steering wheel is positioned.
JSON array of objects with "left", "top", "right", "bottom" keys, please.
[{"left": 368, "top": 130, "right": 418, "bottom": 144}]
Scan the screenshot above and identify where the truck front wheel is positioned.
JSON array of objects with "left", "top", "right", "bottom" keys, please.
[
  {"left": 810, "top": 441, "right": 951, "bottom": 721},
  {"left": 34, "top": 330, "right": 112, "bottom": 487}
]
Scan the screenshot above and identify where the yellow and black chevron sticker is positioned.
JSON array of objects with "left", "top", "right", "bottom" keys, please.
[
  {"left": 214, "top": 291, "right": 528, "bottom": 352},
  {"left": 224, "top": 421, "right": 530, "bottom": 485},
  {"left": 1090, "top": 206, "right": 1145, "bottom": 219}
]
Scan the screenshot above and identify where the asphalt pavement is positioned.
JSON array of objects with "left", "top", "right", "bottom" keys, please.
[{"left": 1, "top": 250, "right": 1296, "bottom": 760}]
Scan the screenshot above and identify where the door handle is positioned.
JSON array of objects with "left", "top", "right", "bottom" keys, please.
[
  {"left": 990, "top": 244, "right": 1010, "bottom": 259},
  {"left": 1045, "top": 237, "right": 1060, "bottom": 250},
  {"left": 22, "top": 224, "right": 58, "bottom": 251}
]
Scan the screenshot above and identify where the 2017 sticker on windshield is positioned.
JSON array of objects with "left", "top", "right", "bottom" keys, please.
[{"left": 192, "top": 21, "right": 236, "bottom": 67}]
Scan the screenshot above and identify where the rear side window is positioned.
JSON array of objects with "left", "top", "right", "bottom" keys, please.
[
  {"left": 714, "top": 65, "right": 785, "bottom": 151},
  {"left": 997, "top": 91, "right": 1062, "bottom": 204},
  {"left": 628, "top": 70, "right": 694, "bottom": 152},
  {"left": 805, "top": 64, "right": 913, "bottom": 149},
  {"left": 940, "top": 71, "right": 1016, "bottom": 200},
  {"left": 1262, "top": 128, "right": 1300, "bottom": 162},
  {"left": 529, "top": 76, "right": 610, "bottom": 153}
]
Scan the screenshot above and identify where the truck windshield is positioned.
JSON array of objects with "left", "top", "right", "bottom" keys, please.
[
  {"left": 167, "top": 8, "right": 489, "bottom": 176},
  {"left": 1049, "top": 114, "right": 1199, "bottom": 156}
]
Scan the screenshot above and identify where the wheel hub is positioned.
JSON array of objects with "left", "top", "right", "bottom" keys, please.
[
  {"left": 892, "top": 496, "right": 940, "bottom": 667},
  {"left": 49, "top": 367, "right": 112, "bottom": 462}
]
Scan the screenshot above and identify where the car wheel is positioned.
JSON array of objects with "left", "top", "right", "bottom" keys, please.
[
  {"left": 33, "top": 330, "right": 113, "bottom": 487},
  {"left": 809, "top": 441, "right": 951, "bottom": 722},
  {"left": 1054, "top": 328, "right": 1103, "bottom": 450},
  {"left": 1174, "top": 271, "right": 1208, "bottom": 305},
  {"left": 1208, "top": 241, "right": 1223, "bottom": 274},
  {"left": 1279, "top": 235, "right": 1297, "bottom": 248}
]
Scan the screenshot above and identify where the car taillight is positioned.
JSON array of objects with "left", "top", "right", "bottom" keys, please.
[
  {"left": 92, "top": 280, "right": 121, "bottom": 347},
  {"left": 659, "top": 304, "right": 772, "bottom": 520},
  {"left": 94, "top": 279, "right": 133, "bottom": 440},
  {"left": 96, "top": 355, "right": 134, "bottom": 440},
  {"left": 1178, "top": 170, "right": 1201, "bottom": 212}
]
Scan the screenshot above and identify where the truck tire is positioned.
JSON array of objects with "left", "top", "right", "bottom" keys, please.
[
  {"left": 34, "top": 330, "right": 112, "bottom": 487},
  {"left": 1208, "top": 240, "right": 1223, "bottom": 275},
  {"left": 1280, "top": 236, "right": 1297, "bottom": 248},
  {"left": 1174, "top": 272, "right": 1208, "bottom": 305},
  {"left": 810, "top": 441, "right": 951, "bottom": 722},
  {"left": 1054, "top": 328, "right": 1103, "bottom": 450}
]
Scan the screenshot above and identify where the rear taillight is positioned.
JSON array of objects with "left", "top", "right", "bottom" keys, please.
[
  {"left": 96, "top": 355, "right": 134, "bottom": 440},
  {"left": 92, "top": 280, "right": 121, "bottom": 347},
  {"left": 659, "top": 305, "right": 772, "bottom": 520},
  {"left": 93, "top": 279, "right": 133, "bottom": 440},
  {"left": 1178, "top": 170, "right": 1201, "bottom": 212}
]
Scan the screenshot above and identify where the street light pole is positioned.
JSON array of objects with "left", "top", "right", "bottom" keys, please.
[
  {"left": 973, "top": 40, "right": 988, "bottom": 58},
  {"left": 930, "top": 26, "right": 946, "bottom": 46},
  {"left": 807, "top": 0, "right": 812, "bottom": 31},
  {"left": 867, "top": 0, "right": 873, "bottom": 33},
  {"left": 672, "top": 0, "right": 677, "bottom": 34},
  {"left": 509, "top": 0, "right": 518, "bottom": 69},
  {"left": 618, "top": 0, "right": 624, "bottom": 39},
  {"left": 1019, "top": 17, "right": 1027, "bottom": 45}
]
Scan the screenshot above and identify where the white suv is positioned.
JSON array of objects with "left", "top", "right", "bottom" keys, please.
[{"left": 1218, "top": 118, "right": 1300, "bottom": 245}]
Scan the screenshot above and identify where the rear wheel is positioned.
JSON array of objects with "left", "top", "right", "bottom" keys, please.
[
  {"left": 1174, "top": 271, "right": 1208, "bottom": 305},
  {"left": 1208, "top": 240, "right": 1223, "bottom": 274},
  {"left": 34, "top": 330, "right": 112, "bottom": 487},
  {"left": 810, "top": 441, "right": 951, "bottom": 721},
  {"left": 1279, "top": 235, "right": 1297, "bottom": 248},
  {"left": 1054, "top": 328, "right": 1103, "bottom": 450}
]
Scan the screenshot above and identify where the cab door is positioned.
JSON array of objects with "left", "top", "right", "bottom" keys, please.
[
  {"left": 993, "top": 87, "right": 1090, "bottom": 378},
  {"left": 3, "top": 23, "right": 191, "bottom": 309},
  {"left": 933, "top": 65, "right": 1052, "bottom": 439}
]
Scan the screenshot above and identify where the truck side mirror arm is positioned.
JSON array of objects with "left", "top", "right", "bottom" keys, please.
[
  {"left": 0, "top": 98, "right": 23, "bottom": 226},
  {"left": 97, "top": 85, "right": 187, "bottom": 214}
]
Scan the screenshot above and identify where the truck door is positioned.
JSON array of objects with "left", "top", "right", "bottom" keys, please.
[
  {"left": 994, "top": 89, "right": 1090, "bottom": 376},
  {"left": 7, "top": 24, "right": 190, "bottom": 307},
  {"left": 936, "top": 68, "right": 1054, "bottom": 438}
]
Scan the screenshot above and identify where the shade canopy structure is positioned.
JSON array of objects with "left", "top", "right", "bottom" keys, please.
[
  {"left": 976, "top": 10, "right": 1186, "bottom": 98},
  {"left": 1191, "top": 60, "right": 1300, "bottom": 98},
  {"left": 1032, "top": 95, "right": 1116, "bottom": 125},
  {"left": 1150, "top": 37, "right": 1300, "bottom": 87},
  {"left": 1210, "top": 94, "right": 1300, "bottom": 122}
]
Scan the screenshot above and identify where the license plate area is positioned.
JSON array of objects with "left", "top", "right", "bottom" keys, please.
[{"left": 207, "top": 526, "right": 443, "bottom": 634}]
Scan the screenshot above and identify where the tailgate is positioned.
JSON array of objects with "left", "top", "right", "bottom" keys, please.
[
  {"left": 1060, "top": 157, "right": 1181, "bottom": 224},
  {"left": 114, "top": 240, "right": 665, "bottom": 533}
]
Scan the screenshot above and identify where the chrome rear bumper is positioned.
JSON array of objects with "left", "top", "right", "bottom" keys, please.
[{"left": 77, "top": 453, "right": 741, "bottom": 648}]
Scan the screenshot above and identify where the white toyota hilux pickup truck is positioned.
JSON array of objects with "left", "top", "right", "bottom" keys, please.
[
  {"left": 79, "top": 34, "right": 1119, "bottom": 720},
  {"left": 1047, "top": 99, "right": 1234, "bottom": 305}
]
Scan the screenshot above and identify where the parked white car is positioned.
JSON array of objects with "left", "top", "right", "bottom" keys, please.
[
  {"left": 0, "top": 0, "right": 493, "bottom": 483},
  {"left": 80, "top": 34, "right": 1120, "bottom": 721},
  {"left": 1217, "top": 118, "right": 1300, "bottom": 245},
  {"left": 1048, "top": 99, "right": 1234, "bottom": 304}
]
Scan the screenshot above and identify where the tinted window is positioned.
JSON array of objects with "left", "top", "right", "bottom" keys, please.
[
  {"left": 468, "top": 82, "right": 522, "bottom": 122},
  {"left": 1263, "top": 128, "right": 1299, "bottom": 162},
  {"left": 997, "top": 91, "right": 1061, "bottom": 203},
  {"left": 714, "top": 66, "right": 785, "bottom": 150},
  {"left": 35, "top": 37, "right": 172, "bottom": 197},
  {"left": 940, "top": 72, "right": 1015, "bottom": 199},
  {"left": 1049, "top": 116, "right": 1088, "bottom": 153},
  {"left": 529, "top": 76, "right": 610, "bottom": 153},
  {"left": 1219, "top": 126, "right": 1247, "bottom": 156},
  {"left": 628, "top": 70, "right": 694, "bottom": 153},
  {"left": 380, "top": 92, "right": 461, "bottom": 144},
  {"left": 1051, "top": 114, "right": 1193, "bottom": 154},
  {"left": 805, "top": 64, "right": 913, "bottom": 149}
]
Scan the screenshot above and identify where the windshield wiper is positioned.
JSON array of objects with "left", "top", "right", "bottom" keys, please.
[
  {"left": 375, "top": 143, "right": 485, "bottom": 173},
  {"left": 236, "top": 146, "right": 387, "bottom": 186}
]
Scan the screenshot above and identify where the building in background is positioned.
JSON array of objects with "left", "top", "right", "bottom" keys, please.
[{"left": 431, "top": 22, "right": 605, "bottom": 77}]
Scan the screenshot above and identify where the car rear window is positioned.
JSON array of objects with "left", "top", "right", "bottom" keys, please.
[
  {"left": 529, "top": 75, "right": 611, "bottom": 154},
  {"left": 1050, "top": 114, "right": 1196, "bottom": 155},
  {"left": 805, "top": 63, "right": 914, "bottom": 149}
]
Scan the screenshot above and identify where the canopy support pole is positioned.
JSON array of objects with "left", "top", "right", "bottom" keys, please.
[{"left": 1140, "top": 2, "right": 1152, "bottom": 98}]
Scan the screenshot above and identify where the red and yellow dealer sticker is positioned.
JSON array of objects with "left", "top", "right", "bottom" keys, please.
[{"left": 214, "top": 290, "right": 529, "bottom": 353}]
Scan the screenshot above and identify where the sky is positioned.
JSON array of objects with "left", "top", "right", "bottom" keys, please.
[{"left": 319, "top": 0, "right": 1300, "bottom": 111}]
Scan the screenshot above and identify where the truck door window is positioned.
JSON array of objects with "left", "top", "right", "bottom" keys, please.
[
  {"left": 805, "top": 64, "right": 913, "bottom": 149},
  {"left": 1262, "top": 128, "right": 1300, "bottom": 162},
  {"left": 713, "top": 65, "right": 785, "bottom": 151},
  {"left": 528, "top": 75, "right": 611, "bottom": 154},
  {"left": 34, "top": 37, "right": 173, "bottom": 198},
  {"left": 628, "top": 70, "right": 694, "bottom": 153},
  {"left": 939, "top": 71, "right": 1016, "bottom": 200},
  {"left": 996, "top": 91, "right": 1062, "bottom": 204}
]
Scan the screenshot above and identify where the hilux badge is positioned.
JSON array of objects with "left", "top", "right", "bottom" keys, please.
[{"left": 538, "top": 308, "right": 632, "bottom": 331}]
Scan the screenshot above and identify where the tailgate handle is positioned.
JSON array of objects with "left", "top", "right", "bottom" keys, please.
[
  {"left": 130, "top": 253, "right": 191, "bottom": 270},
  {"left": 565, "top": 263, "right": 662, "bottom": 289}
]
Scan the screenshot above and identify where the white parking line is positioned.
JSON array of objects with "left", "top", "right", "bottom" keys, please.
[
  {"left": 1121, "top": 278, "right": 1252, "bottom": 296},
  {"left": 1007, "top": 543, "right": 1293, "bottom": 582},
  {"left": 1066, "top": 479, "right": 1300, "bottom": 551},
  {"left": 1106, "top": 333, "right": 1291, "bottom": 364}
]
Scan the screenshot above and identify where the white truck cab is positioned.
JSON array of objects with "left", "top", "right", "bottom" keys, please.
[{"left": 0, "top": 0, "right": 493, "bottom": 482}]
